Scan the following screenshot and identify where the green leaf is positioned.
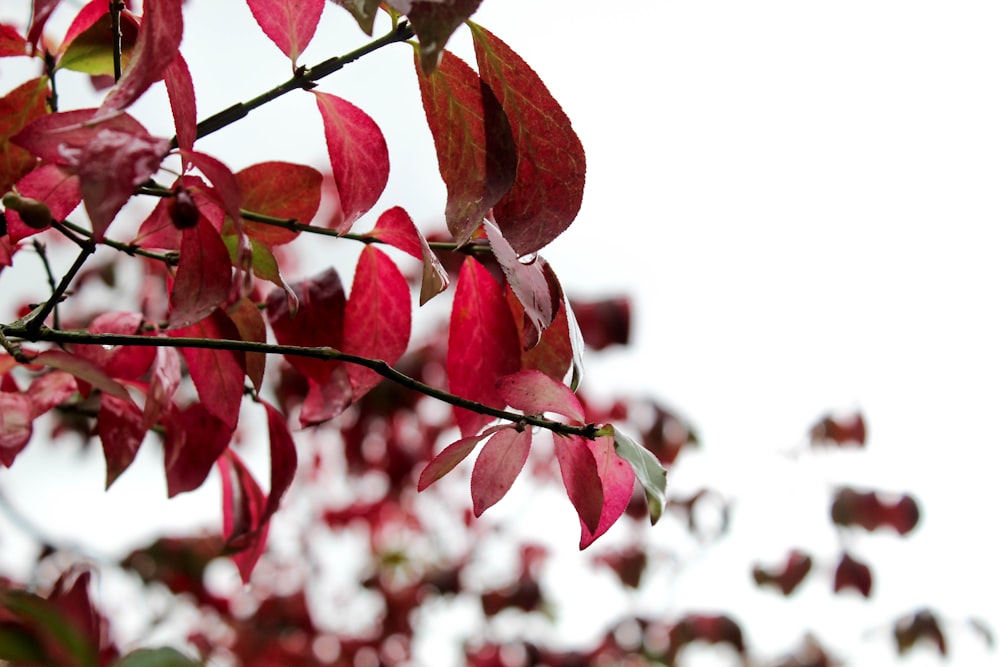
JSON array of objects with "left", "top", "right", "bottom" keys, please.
[
  {"left": 611, "top": 425, "right": 667, "bottom": 524},
  {"left": 114, "top": 647, "right": 203, "bottom": 667}
]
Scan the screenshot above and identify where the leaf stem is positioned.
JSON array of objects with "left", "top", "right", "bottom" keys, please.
[
  {"left": 2, "top": 325, "right": 601, "bottom": 440},
  {"left": 172, "top": 22, "right": 415, "bottom": 148}
]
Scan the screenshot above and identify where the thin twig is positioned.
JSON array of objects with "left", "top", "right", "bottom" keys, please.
[
  {"left": 110, "top": 0, "right": 124, "bottom": 81},
  {"left": 23, "top": 241, "right": 96, "bottom": 337},
  {"left": 1, "top": 324, "right": 601, "bottom": 440},
  {"left": 31, "top": 240, "right": 60, "bottom": 329}
]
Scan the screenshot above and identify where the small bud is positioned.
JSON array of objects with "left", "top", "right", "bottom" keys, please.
[
  {"left": 168, "top": 186, "right": 199, "bottom": 229},
  {"left": 2, "top": 192, "right": 53, "bottom": 230}
]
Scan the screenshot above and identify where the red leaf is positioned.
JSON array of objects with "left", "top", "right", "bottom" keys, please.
[
  {"left": 513, "top": 290, "right": 573, "bottom": 383},
  {"left": 27, "top": 0, "right": 61, "bottom": 52},
  {"left": 313, "top": 91, "right": 388, "bottom": 228},
  {"left": 96, "top": 0, "right": 184, "bottom": 116},
  {"left": 553, "top": 434, "right": 602, "bottom": 534},
  {"left": 416, "top": 49, "right": 516, "bottom": 244},
  {"left": 447, "top": 257, "right": 520, "bottom": 436},
  {"left": 71, "top": 311, "right": 155, "bottom": 380},
  {"left": 572, "top": 296, "right": 631, "bottom": 351},
  {"left": 4, "top": 164, "right": 81, "bottom": 243},
  {"left": 811, "top": 411, "right": 866, "bottom": 448},
  {"left": 163, "top": 402, "right": 233, "bottom": 497},
  {"left": 0, "top": 77, "right": 49, "bottom": 194},
  {"left": 365, "top": 206, "right": 450, "bottom": 306},
  {"left": 394, "top": 0, "right": 482, "bottom": 75},
  {"left": 170, "top": 309, "right": 245, "bottom": 430},
  {"left": 237, "top": 161, "right": 323, "bottom": 246},
  {"left": 26, "top": 370, "right": 78, "bottom": 418},
  {"left": 895, "top": 610, "right": 947, "bottom": 656},
  {"left": 579, "top": 435, "right": 635, "bottom": 548},
  {"left": 470, "top": 23, "right": 586, "bottom": 255},
  {"left": 218, "top": 450, "right": 269, "bottom": 583},
  {"left": 497, "top": 370, "right": 584, "bottom": 424},
  {"left": 57, "top": 0, "right": 140, "bottom": 76},
  {"left": 418, "top": 424, "right": 504, "bottom": 491},
  {"left": 470, "top": 426, "right": 531, "bottom": 516},
  {"left": 261, "top": 400, "right": 297, "bottom": 522},
  {"left": 98, "top": 393, "right": 146, "bottom": 488},
  {"left": 0, "top": 392, "right": 33, "bottom": 466},
  {"left": 833, "top": 552, "right": 873, "bottom": 597},
  {"left": 266, "top": 267, "right": 345, "bottom": 385},
  {"left": 227, "top": 297, "right": 267, "bottom": 393},
  {"left": 299, "top": 368, "right": 352, "bottom": 426},
  {"left": 831, "top": 487, "right": 920, "bottom": 535},
  {"left": 246, "top": 0, "right": 324, "bottom": 64},
  {"left": 167, "top": 220, "right": 233, "bottom": 329},
  {"left": 179, "top": 150, "right": 243, "bottom": 226},
  {"left": 0, "top": 24, "right": 28, "bottom": 57},
  {"left": 164, "top": 53, "right": 196, "bottom": 157},
  {"left": 143, "top": 346, "right": 180, "bottom": 429},
  {"left": 752, "top": 550, "right": 813, "bottom": 596},
  {"left": 342, "top": 246, "right": 411, "bottom": 400}
]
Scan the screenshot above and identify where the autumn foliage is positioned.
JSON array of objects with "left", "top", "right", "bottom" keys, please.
[{"left": 0, "top": 2, "right": 987, "bottom": 666}]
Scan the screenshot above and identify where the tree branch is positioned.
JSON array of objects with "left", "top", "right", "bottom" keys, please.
[
  {"left": 1, "top": 324, "right": 601, "bottom": 440},
  {"left": 171, "top": 22, "right": 415, "bottom": 148}
]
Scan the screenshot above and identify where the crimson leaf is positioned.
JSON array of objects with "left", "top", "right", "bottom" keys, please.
[
  {"left": 470, "top": 426, "right": 531, "bottom": 516},
  {"left": 0, "top": 77, "right": 49, "bottom": 194},
  {"left": 246, "top": 0, "right": 324, "bottom": 65},
  {"left": 237, "top": 161, "right": 323, "bottom": 246}
]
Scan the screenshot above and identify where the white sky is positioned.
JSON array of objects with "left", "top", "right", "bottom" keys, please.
[{"left": 1, "top": 1, "right": 999, "bottom": 664}]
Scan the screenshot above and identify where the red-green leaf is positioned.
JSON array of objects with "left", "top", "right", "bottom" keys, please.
[
  {"left": 164, "top": 53, "right": 196, "bottom": 157},
  {"left": 246, "top": 0, "right": 324, "bottom": 65},
  {"left": 4, "top": 164, "right": 81, "bottom": 243},
  {"left": 365, "top": 206, "right": 449, "bottom": 305},
  {"left": 0, "top": 24, "right": 28, "bottom": 57},
  {"left": 261, "top": 400, "right": 297, "bottom": 522},
  {"left": 417, "top": 424, "right": 504, "bottom": 491},
  {"left": 164, "top": 402, "right": 233, "bottom": 497},
  {"left": 313, "top": 91, "right": 388, "bottom": 228},
  {"left": 237, "top": 161, "right": 323, "bottom": 246},
  {"left": 342, "top": 245, "right": 411, "bottom": 400},
  {"left": 447, "top": 257, "right": 520, "bottom": 436},
  {"left": 393, "top": 0, "right": 482, "bottom": 75},
  {"left": 57, "top": 0, "right": 139, "bottom": 75},
  {"left": 218, "top": 449, "right": 268, "bottom": 582},
  {"left": 170, "top": 310, "right": 245, "bottom": 430},
  {"left": 99, "top": 393, "right": 146, "bottom": 488},
  {"left": 470, "top": 426, "right": 531, "bottom": 516},
  {"left": 553, "top": 434, "right": 602, "bottom": 535},
  {"left": 611, "top": 425, "right": 667, "bottom": 525},
  {"left": 0, "top": 392, "right": 33, "bottom": 466},
  {"left": 330, "top": 0, "right": 381, "bottom": 35},
  {"left": 167, "top": 221, "right": 233, "bottom": 329},
  {"left": 265, "top": 267, "right": 345, "bottom": 385},
  {"left": 227, "top": 297, "right": 267, "bottom": 393},
  {"left": 470, "top": 23, "right": 586, "bottom": 255},
  {"left": 416, "top": 49, "right": 516, "bottom": 244},
  {"left": 484, "top": 219, "right": 556, "bottom": 347},
  {"left": 0, "top": 77, "right": 49, "bottom": 194},
  {"left": 496, "top": 369, "right": 584, "bottom": 424},
  {"left": 97, "top": 0, "right": 184, "bottom": 116}
]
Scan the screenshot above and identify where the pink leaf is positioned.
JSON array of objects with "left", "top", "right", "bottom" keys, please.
[
  {"left": 365, "top": 206, "right": 450, "bottom": 305},
  {"left": 447, "top": 257, "right": 520, "bottom": 435},
  {"left": 164, "top": 402, "right": 233, "bottom": 497},
  {"left": 97, "top": 0, "right": 184, "bottom": 116},
  {"left": 26, "top": 370, "right": 78, "bottom": 418},
  {"left": 32, "top": 349, "right": 134, "bottom": 403},
  {"left": 218, "top": 449, "right": 269, "bottom": 583},
  {"left": 245, "top": 0, "right": 324, "bottom": 64},
  {"left": 164, "top": 53, "right": 196, "bottom": 157},
  {"left": 167, "top": 220, "right": 233, "bottom": 329},
  {"left": 265, "top": 267, "right": 345, "bottom": 385},
  {"left": 313, "top": 91, "right": 388, "bottom": 228},
  {"left": 496, "top": 369, "right": 584, "bottom": 424},
  {"left": 470, "top": 426, "right": 531, "bottom": 516},
  {"left": 580, "top": 435, "right": 635, "bottom": 549},
  {"left": 0, "top": 77, "right": 49, "bottom": 194},
  {"left": 71, "top": 311, "right": 155, "bottom": 380},
  {"left": 553, "top": 434, "right": 603, "bottom": 535},
  {"left": 299, "top": 368, "right": 352, "bottom": 427},
  {"left": 342, "top": 246, "right": 411, "bottom": 400},
  {"left": 418, "top": 424, "right": 504, "bottom": 491},
  {"left": 76, "top": 124, "right": 170, "bottom": 240},
  {"left": 4, "top": 164, "right": 81, "bottom": 243},
  {"left": 98, "top": 393, "right": 146, "bottom": 488},
  {"left": 261, "top": 400, "right": 297, "bottom": 522},
  {"left": 484, "top": 218, "right": 556, "bottom": 347},
  {"left": 143, "top": 346, "right": 180, "bottom": 429},
  {"left": 169, "top": 310, "right": 245, "bottom": 430},
  {"left": 0, "top": 392, "right": 33, "bottom": 466}
]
